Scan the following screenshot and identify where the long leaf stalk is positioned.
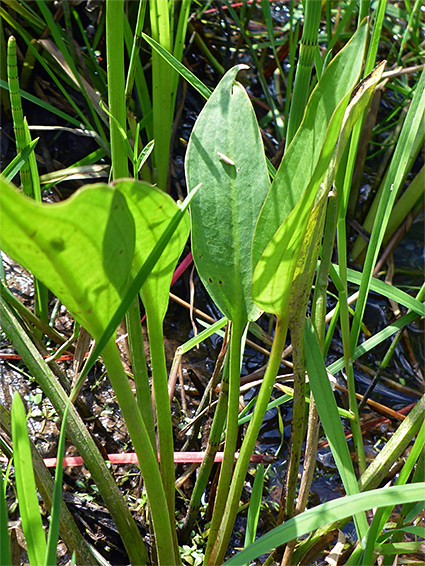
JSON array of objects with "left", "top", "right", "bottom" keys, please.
[
  {"left": 295, "top": 192, "right": 339, "bottom": 509},
  {"left": 278, "top": 319, "right": 306, "bottom": 525},
  {"left": 178, "top": 361, "right": 229, "bottom": 544},
  {"left": 206, "top": 316, "right": 289, "bottom": 565},
  {"left": 279, "top": 194, "right": 339, "bottom": 566},
  {"left": 204, "top": 318, "right": 246, "bottom": 560},
  {"left": 106, "top": 6, "right": 175, "bottom": 558},
  {"left": 126, "top": 297, "right": 156, "bottom": 449},
  {"left": 145, "top": 311, "right": 179, "bottom": 553},
  {"left": 278, "top": 320, "right": 306, "bottom": 566},
  {"left": 101, "top": 338, "right": 179, "bottom": 566}
]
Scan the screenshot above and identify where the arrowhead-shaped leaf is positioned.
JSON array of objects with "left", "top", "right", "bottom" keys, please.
[
  {"left": 0, "top": 178, "right": 134, "bottom": 340},
  {"left": 186, "top": 65, "right": 270, "bottom": 324}
]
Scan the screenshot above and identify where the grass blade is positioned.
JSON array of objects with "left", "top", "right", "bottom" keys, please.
[
  {"left": 0, "top": 465, "right": 11, "bottom": 566},
  {"left": 350, "top": 67, "right": 425, "bottom": 352},
  {"left": 304, "top": 319, "right": 368, "bottom": 539},
  {"left": 331, "top": 264, "right": 425, "bottom": 316},
  {"left": 2, "top": 139, "right": 38, "bottom": 181},
  {"left": 44, "top": 403, "right": 70, "bottom": 566},
  {"left": 142, "top": 32, "right": 212, "bottom": 100},
  {"left": 224, "top": 483, "right": 425, "bottom": 565},
  {"left": 328, "top": 309, "right": 420, "bottom": 375},
  {"left": 244, "top": 463, "right": 265, "bottom": 554},
  {"left": 11, "top": 393, "right": 47, "bottom": 565}
]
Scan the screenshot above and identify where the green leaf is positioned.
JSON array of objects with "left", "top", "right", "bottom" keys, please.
[
  {"left": 115, "top": 180, "right": 190, "bottom": 324},
  {"left": 327, "top": 310, "right": 420, "bottom": 375},
  {"left": 11, "top": 393, "right": 47, "bottom": 566},
  {"left": 304, "top": 319, "right": 368, "bottom": 537},
  {"left": 253, "top": 20, "right": 368, "bottom": 270},
  {"left": 0, "top": 178, "right": 134, "bottom": 341},
  {"left": 252, "top": 20, "right": 369, "bottom": 317},
  {"left": 142, "top": 33, "right": 212, "bottom": 101},
  {"left": 186, "top": 65, "right": 270, "bottom": 324},
  {"left": 0, "top": 467, "right": 11, "bottom": 566},
  {"left": 244, "top": 464, "right": 264, "bottom": 552},
  {"left": 336, "top": 264, "right": 425, "bottom": 316},
  {"left": 69, "top": 182, "right": 198, "bottom": 396},
  {"left": 224, "top": 483, "right": 425, "bottom": 565},
  {"left": 2, "top": 139, "right": 39, "bottom": 182}
]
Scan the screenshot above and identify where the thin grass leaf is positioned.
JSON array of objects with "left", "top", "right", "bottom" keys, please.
[
  {"left": 331, "top": 264, "right": 425, "bottom": 316},
  {"left": 142, "top": 32, "right": 211, "bottom": 100},
  {"left": 37, "top": 0, "right": 105, "bottom": 134},
  {"left": 224, "top": 483, "right": 425, "bottom": 565},
  {"left": 238, "top": 387, "right": 352, "bottom": 428},
  {"left": 0, "top": 78, "right": 81, "bottom": 126},
  {"left": 362, "top": 419, "right": 425, "bottom": 565},
  {"left": 124, "top": 0, "right": 147, "bottom": 103},
  {"left": 178, "top": 317, "right": 227, "bottom": 355},
  {"left": 136, "top": 139, "right": 155, "bottom": 174},
  {"left": 328, "top": 309, "right": 420, "bottom": 375},
  {"left": 359, "top": 396, "right": 425, "bottom": 491},
  {"left": 2, "top": 139, "right": 38, "bottom": 181},
  {"left": 0, "top": 7, "right": 97, "bottom": 131},
  {"left": 304, "top": 319, "right": 368, "bottom": 539},
  {"left": 11, "top": 393, "right": 47, "bottom": 565},
  {"left": 222, "top": 0, "right": 284, "bottom": 141},
  {"left": 243, "top": 463, "right": 264, "bottom": 557},
  {"left": 0, "top": 466, "right": 11, "bottom": 566},
  {"left": 44, "top": 402, "right": 71, "bottom": 566},
  {"left": 350, "top": 67, "right": 425, "bottom": 352}
]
